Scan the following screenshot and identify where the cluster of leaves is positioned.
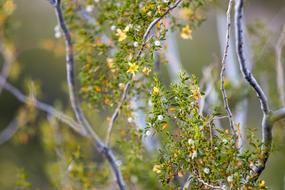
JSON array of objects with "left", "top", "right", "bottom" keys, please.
[{"left": 148, "top": 73, "right": 267, "bottom": 189}]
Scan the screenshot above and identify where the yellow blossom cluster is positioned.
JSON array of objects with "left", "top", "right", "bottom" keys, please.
[
  {"left": 190, "top": 85, "right": 201, "bottom": 100},
  {"left": 180, "top": 25, "right": 192, "bottom": 40}
]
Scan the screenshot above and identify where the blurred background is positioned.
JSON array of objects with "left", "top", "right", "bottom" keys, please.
[{"left": 0, "top": 0, "right": 285, "bottom": 189}]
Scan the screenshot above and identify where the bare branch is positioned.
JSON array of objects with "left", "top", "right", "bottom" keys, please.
[
  {"left": 235, "top": 0, "right": 269, "bottom": 115},
  {"left": 275, "top": 25, "right": 285, "bottom": 106},
  {"left": 52, "top": 2, "right": 126, "bottom": 189},
  {"left": 0, "top": 118, "right": 19, "bottom": 145},
  {"left": 220, "top": 0, "right": 236, "bottom": 136},
  {"left": 235, "top": 0, "right": 273, "bottom": 181}
]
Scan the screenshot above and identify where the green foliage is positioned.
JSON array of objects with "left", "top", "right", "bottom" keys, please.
[
  {"left": 60, "top": 0, "right": 208, "bottom": 109},
  {"left": 149, "top": 73, "right": 267, "bottom": 189},
  {"left": 16, "top": 169, "right": 32, "bottom": 190}
]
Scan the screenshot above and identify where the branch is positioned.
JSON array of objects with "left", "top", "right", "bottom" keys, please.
[
  {"left": 51, "top": 2, "right": 126, "bottom": 189},
  {"left": 275, "top": 25, "right": 285, "bottom": 106},
  {"left": 0, "top": 36, "right": 14, "bottom": 95},
  {"left": 234, "top": 0, "right": 269, "bottom": 115},
  {"left": 105, "top": 81, "right": 131, "bottom": 145},
  {"left": 0, "top": 76, "right": 84, "bottom": 135},
  {"left": 196, "top": 177, "right": 222, "bottom": 190},
  {"left": 0, "top": 118, "right": 19, "bottom": 145},
  {"left": 235, "top": 0, "right": 273, "bottom": 181},
  {"left": 220, "top": 0, "right": 236, "bottom": 137},
  {"left": 138, "top": 0, "right": 183, "bottom": 58}
]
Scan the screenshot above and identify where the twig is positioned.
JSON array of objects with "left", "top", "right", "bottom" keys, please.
[
  {"left": 0, "top": 118, "right": 19, "bottom": 145},
  {"left": 51, "top": 2, "right": 126, "bottom": 189},
  {"left": 220, "top": 0, "right": 236, "bottom": 137},
  {"left": 275, "top": 25, "right": 285, "bottom": 106},
  {"left": 142, "top": 0, "right": 183, "bottom": 41},
  {"left": 137, "top": 0, "right": 183, "bottom": 59},
  {"left": 196, "top": 177, "right": 222, "bottom": 189},
  {"left": 105, "top": 81, "right": 131, "bottom": 145}
]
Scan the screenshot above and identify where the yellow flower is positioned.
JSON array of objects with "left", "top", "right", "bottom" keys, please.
[
  {"left": 191, "top": 86, "right": 201, "bottom": 100},
  {"left": 4, "top": 1, "right": 16, "bottom": 15},
  {"left": 259, "top": 180, "right": 266, "bottom": 188},
  {"left": 180, "top": 25, "right": 192, "bottom": 39},
  {"left": 142, "top": 67, "right": 151, "bottom": 75},
  {"left": 106, "top": 58, "right": 114, "bottom": 69},
  {"left": 94, "top": 86, "right": 101, "bottom": 92},
  {"left": 162, "top": 123, "right": 168, "bottom": 130},
  {"left": 179, "top": 8, "right": 193, "bottom": 20},
  {"left": 224, "top": 78, "right": 230, "bottom": 89},
  {"left": 153, "top": 86, "right": 160, "bottom": 95},
  {"left": 116, "top": 29, "right": 127, "bottom": 42},
  {"left": 127, "top": 62, "right": 139, "bottom": 75},
  {"left": 178, "top": 171, "right": 184, "bottom": 177},
  {"left": 152, "top": 164, "right": 161, "bottom": 174}
]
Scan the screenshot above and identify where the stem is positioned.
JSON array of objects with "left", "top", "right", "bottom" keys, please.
[{"left": 220, "top": 0, "right": 236, "bottom": 136}]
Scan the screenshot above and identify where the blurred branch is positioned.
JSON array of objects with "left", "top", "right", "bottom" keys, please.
[
  {"left": 165, "top": 30, "right": 183, "bottom": 82},
  {"left": 199, "top": 64, "right": 215, "bottom": 116},
  {"left": 275, "top": 25, "right": 285, "bottom": 106},
  {"left": 0, "top": 76, "right": 84, "bottom": 135},
  {"left": 0, "top": 34, "right": 14, "bottom": 95},
  {"left": 0, "top": 118, "right": 19, "bottom": 145}
]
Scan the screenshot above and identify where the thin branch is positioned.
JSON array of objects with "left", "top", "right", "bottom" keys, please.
[
  {"left": 51, "top": 2, "right": 126, "bottom": 189},
  {"left": 105, "top": 81, "right": 131, "bottom": 145},
  {"left": 275, "top": 25, "right": 285, "bottom": 106},
  {"left": 0, "top": 35, "right": 14, "bottom": 95},
  {"left": 196, "top": 177, "right": 222, "bottom": 190},
  {"left": 138, "top": 0, "right": 183, "bottom": 59},
  {"left": 105, "top": 0, "right": 183, "bottom": 145},
  {"left": 0, "top": 76, "right": 84, "bottom": 135},
  {"left": 271, "top": 107, "right": 285, "bottom": 122},
  {"left": 220, "top": 0, "right": 236, "bottom": 136},
  {"left": 0, "top": 118, "right": 19, "bottom": 145}
]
